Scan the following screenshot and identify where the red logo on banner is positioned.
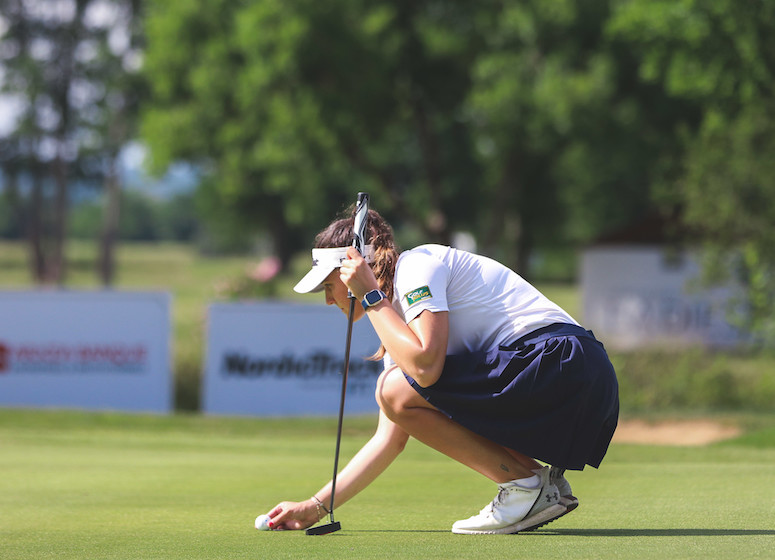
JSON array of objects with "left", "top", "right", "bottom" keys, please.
[
  {"left": 0, "top": 342, "right": 148, "bottom": 373},
  {"left": 0, "top": 342, "right": 8, "bottom": 372}
]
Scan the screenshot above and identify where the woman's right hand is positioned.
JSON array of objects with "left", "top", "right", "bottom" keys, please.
[
  {"left": 266, "top": 499, "right": 322, "bottom": 531},
  {"left": 339, "top": 246, "right": 379, "bottom": 300}
]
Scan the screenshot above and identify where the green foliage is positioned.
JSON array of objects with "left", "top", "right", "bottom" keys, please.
[
  {"left": 143, "top": 0, "right": 349, "bottom": 261},
  {"left": 142, "top": 0, "right": 672, "bottom": 273},
  {"left": 3, "top": 0, "right": 775, "bottom": 302},
  {"left": 0, "top": 191, "right": 22, "bottom": 238},
  {"left": 609, "top": 0, "right": 775, "bottom": 344},
  {"left": 612, "top": 348, "right": 775, "bottom": 412},
  {"left": 69, "top": 191, "right": 200, "bottom": 242},
  {"left": 608, "top": 0, "right": 775, "bottom": 103}
]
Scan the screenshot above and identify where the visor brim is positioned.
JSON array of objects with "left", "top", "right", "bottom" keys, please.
[
  {"left": 293, "top": 245, "right": 375, "bottom": 294},
  {"left": 293, "top": 265, "right": 335, "bottom": 294}
]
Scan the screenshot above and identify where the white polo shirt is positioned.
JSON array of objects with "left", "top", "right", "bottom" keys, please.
[{"left": 383, "top": 244, "right": 578, "bottom": 368}]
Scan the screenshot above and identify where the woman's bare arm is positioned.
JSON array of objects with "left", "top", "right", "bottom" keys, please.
[
  {"left": 339, "top": 246, "right": 449, "bottom": 387},
  {"left": 268, "top": 408, "right": 410, "bottom": 530}
]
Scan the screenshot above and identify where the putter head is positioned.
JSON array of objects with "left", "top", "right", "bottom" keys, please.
[{"left": 305, "top": 521, "right": 341, "bottom": 536}]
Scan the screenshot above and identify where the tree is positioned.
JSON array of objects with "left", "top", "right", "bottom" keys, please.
[
  {"left": 467, "top": 0, "right": 615, "bottom": 269},
  {"left": 467, "top": 0, "right": 702, "bottom": 272},
  {"left": 609, "top": 0, "right": 775, "bottom": 340},
  {"left": 87, "top": 0, "right": 145, "bottom": 285},
  {"left": 142, "top": 0, "right": 485, "bottom": 265},
  {"left": 0, "top": 0, "right": 144, "bottom": 285},
  {"left": 143, "top": 0, "right": 687, "bottom": 275}
]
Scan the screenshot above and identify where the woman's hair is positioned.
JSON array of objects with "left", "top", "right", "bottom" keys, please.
[
  {"left": 314, "top": 207, "right": 399, "bottom": 300},
  {"left": 315, "top": 206, "right": 399, "bottom": 361}
]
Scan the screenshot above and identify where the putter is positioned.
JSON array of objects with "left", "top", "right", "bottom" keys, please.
[{"left": 306, "top": 192, "right": 370, "bottom": 536}]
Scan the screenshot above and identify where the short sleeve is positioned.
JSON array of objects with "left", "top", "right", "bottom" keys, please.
[{"left": 394, "top": 249, "right": 449, "bottom": 324}]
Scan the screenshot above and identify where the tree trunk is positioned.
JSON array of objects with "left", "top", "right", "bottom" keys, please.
[
  {"left": 266, "top": 197, "right": 293, "bottom": 270},
  {"left": 2, "top": 167, "right": 24, "bottom": 240},
  {"left": 514, "top": 213, "right": 532, "bottom": 279},
  {"left": 409, "top": 90, "right": 450, "bottom": 245},
  {"left": 50, "top": 153, "right": 69, "bottom": 286},
  {"left": 481, "top": 152, "right": 532, "bottom": 276},
  {"left": 99, "top": 156, "right": 122, "bottom": 287},
  {"left": 27, "top": 168, "right": 47, "bottom": 283}
]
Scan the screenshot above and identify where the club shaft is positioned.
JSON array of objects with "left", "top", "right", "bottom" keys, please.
[
  {"left": 327, "top": 295, "right": 356, "bottom": 521},
  {"left": 322, "top": 192, "right": 368, "bottom": 528}
]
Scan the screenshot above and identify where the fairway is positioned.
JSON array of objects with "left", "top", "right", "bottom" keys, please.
[{"left": 1, "top": 410, "right": 773, "bottom": 560}]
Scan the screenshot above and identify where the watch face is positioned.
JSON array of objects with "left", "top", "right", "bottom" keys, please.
[{"left": 367, "top": 291, "right": 381, "bottom": 305}]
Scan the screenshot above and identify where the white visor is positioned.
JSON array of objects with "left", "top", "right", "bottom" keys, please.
[{"left": 293, "top": 245, "right": 375, "bottom": 293}]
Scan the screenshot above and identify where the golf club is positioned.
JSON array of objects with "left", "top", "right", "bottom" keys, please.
[{"left": 306, "top": 192, "right": 369, "bottom": 536}]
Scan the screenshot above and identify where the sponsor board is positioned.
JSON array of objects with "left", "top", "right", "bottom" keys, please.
[
  {"left": 0, "top": 291, "right": 171, "bottom": 412},
  {"left": 203, "top": 303, "right": 382, "bottom": 416},
  {"left": 581, "top": 247, "right": 744, "bottom": 349}
]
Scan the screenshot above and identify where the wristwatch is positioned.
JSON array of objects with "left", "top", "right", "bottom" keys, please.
[{"left": 361, "top": 289, "right": 387, "bottom": 311}]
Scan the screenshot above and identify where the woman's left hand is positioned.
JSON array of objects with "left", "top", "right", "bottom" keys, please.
[{"left": 339, "top": 246, "right": 379, "bottom": 300}]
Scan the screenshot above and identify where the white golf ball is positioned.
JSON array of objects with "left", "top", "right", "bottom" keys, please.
[{"left": 255, "top": 514, "right": 271, "bottom": 531}]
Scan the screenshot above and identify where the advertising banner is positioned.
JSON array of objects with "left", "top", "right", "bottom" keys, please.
[
  {"left": 581, "top": 247, "right": 743, "bottom": 349},
  {"left": 203, "top": 303, "right": 383, "bottom": 416},
  {"left": 0, "top": 291, "right": 171, "bottom": 412}
]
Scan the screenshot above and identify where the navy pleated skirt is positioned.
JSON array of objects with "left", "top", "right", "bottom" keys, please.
[{"left": 404, "top": 323, "right": 619, "bottom": 471}]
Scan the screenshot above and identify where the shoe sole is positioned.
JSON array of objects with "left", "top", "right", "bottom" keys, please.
[
  {"left": 521, "top": 497, "right": 578, "bottom": 533},
  {"left": 561, "top": 495, "right": 579, "bottom": 512},
  {"left": 451, "top": 503, "right": 568, "bottom": 535}
]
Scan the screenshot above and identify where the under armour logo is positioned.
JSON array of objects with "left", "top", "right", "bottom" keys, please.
[{"left": 546, "top": 492, "right": 559, "bottom": 503}]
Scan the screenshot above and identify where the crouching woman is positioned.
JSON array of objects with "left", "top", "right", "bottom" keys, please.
[{"left": 264, "top": 208, "right": 618, "bottom": 534}]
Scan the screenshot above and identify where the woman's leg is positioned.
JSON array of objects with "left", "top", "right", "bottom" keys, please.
[{"left": 376, "top": 367, "right": 541, "bottom": 483}]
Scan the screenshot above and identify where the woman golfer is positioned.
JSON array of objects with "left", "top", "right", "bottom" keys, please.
[{"left": 266, "top": 208, "right": 619, "bottom": 534}]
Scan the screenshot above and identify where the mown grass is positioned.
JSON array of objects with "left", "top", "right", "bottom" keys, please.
[{"left": 1, "top": 409, "right": 774, "bottom": 560}]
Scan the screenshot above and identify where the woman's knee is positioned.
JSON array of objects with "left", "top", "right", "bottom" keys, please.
[{"left": 375, "top": 367, "right": 414, "bottom": 420}]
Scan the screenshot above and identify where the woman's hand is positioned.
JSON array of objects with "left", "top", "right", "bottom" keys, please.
[
  {"left": 265, "top": 499, "right": 322, "bottom": 531},
  {"left": 339, "top": 246, "right": 379, "bottom": 300}
]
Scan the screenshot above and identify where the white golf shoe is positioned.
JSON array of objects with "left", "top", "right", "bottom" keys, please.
[{"left": 451, "top": 466, "right": 566, "bottom": 534}]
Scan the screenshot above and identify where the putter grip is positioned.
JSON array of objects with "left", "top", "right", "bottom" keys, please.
[
  {"left": 352, "top": 192, "right": 369, "bottom": 254},
  {"left": 347, "top": 192, "right": 369, "bottom": 300}
]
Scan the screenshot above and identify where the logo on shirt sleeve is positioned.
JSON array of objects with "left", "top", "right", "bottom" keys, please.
[{"left": 404, "top": 286, "right": 432, "bottom": 306}]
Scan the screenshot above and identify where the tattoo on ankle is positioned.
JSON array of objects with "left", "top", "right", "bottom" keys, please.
[{"left": 500, "top": 464, "right": 510, "bottom": 473}]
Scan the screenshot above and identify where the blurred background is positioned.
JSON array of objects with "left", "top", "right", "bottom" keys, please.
[{"left": 1, "top": 0, "right": 774, "bottom": 415}]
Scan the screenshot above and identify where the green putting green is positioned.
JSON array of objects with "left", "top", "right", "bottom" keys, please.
[{"left": 1, "top": 410, "right": 773, "bottom": 559}]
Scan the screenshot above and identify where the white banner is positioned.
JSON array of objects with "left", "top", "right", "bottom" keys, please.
[
  {"left": 203, "top": 303, "right": 383, "bottom": 416},
  {"left": 0, "top": 291, "right": 171, "bottom": 412},
  {"left": 581, "top": 247, "right": 743, "bottom": 349}
]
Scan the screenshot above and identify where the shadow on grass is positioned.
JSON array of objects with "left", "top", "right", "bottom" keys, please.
[
  {"left": 346, "top": 528, "right": 775, "bottom": 536},
  {"left": 539, "top": 529, "right": 775, "bottom": 537},
  {"left": 345, "top": 530, "right": 449, "bottom": 534}
]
